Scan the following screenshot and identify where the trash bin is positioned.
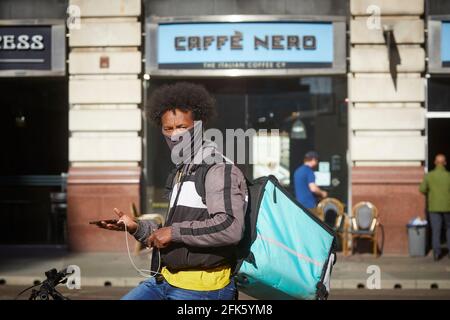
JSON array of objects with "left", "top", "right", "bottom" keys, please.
[{"left": 407, "top": 224, "right": 427, "bottom": 257}]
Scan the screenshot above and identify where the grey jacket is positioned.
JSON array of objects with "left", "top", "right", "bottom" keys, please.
[{"left": 132, "top": 147, "right": 247, "bottom": 249}]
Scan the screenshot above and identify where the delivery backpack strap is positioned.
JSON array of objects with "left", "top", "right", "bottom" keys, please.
[
  {"left": 193, "top": 162, "right": 265, "bottom": 276},
  {"left": 192, "top": 163, "right": 217, "bottom": 206},
  {"left": 164, "top": 166, "right": 179, "bottom": 200}
]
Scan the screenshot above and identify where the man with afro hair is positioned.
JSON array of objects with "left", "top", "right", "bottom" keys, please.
[{"left": 97, "top": 82, "right": 247, "bottom": 300}]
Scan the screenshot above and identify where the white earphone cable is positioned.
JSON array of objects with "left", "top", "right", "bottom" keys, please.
[{"left": 123, "top": 222, "right": 162, "bottom": 278}]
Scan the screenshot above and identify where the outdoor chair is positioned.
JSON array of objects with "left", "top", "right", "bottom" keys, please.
[
  {"left": 317, "top": 197, "right": 349, "bottom": 256},
  {"left": 349, "top": 201, "right": 380, "bottom": 257}
]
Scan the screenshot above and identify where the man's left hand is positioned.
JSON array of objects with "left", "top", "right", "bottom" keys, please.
[{"left": 147, "top": 227, "right": 172, "bottom": 249}]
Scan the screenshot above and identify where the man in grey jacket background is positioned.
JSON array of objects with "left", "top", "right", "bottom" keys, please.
[{"left": 96, "top": 82, "right": 247, "bottom": 300}]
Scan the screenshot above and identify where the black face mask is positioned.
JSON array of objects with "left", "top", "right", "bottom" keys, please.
[
  {"left": 163, "top": 121, "right": 203, "bottom": 165},
  {"left": 164, "top": 128, "right": 191, "bottom": 151}
]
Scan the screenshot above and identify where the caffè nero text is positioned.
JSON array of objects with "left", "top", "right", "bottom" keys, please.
[
  {"left": 174, "top": 32, "right": 317, "bottom": 51},
  {"left": 0, "top": 34, "right": 44, "bottom": 50}
]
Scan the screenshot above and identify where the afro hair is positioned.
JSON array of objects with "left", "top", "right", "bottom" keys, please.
[{"left": 147, "top": 82, "right": 216, "bottom": 126}]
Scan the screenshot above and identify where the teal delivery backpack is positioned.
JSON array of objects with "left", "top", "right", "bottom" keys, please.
[
  {"left": 193, "top": 164, "right": 337, "bottom": 300},
  {"left": 233, "top": 175, "right": 337, "bottom": 300}
]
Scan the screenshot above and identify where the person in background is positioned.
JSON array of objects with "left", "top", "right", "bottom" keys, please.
[
  {"left": 419, "top": 154, "right": 450, "bottom": 261},
  {"left": 294, "top": 151, "right": 328, "bottom": 211}
]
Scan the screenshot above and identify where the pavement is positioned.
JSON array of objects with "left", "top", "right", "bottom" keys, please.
[
  {"left": 1, "top": 245, "right": 450, "bottom": 299},
  {"left": 330, "top": 252, "right": 450, "bottom": 290},
  {"left": 2, "top": 286, "right": 450, "bottom": 300}
]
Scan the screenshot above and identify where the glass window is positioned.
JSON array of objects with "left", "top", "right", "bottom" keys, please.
[
  {"left": 145, "top": 77, "right": 348, "bottom": 215},
  {"left": 428, "top": 77, "right": 450, "bottom": 112}
]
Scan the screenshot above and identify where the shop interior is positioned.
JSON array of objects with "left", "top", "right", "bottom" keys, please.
[
  {"left": 0, "top": 77, "right": 68, "bottom": 244},
  {"left": 144, "top": 76, "right": 348, "bottom": 217}
]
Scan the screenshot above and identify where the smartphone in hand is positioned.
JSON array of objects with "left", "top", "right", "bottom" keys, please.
[{"left": 89, "top": 219, "right": 119, "bottom": 226}]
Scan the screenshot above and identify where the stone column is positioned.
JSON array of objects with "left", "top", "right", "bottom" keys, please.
[
  {"left": 67, "top": 0, "right": 142, "bottom": 251},
  {"left": 349, "top": 0, "right": 426, "bottom": 253}
]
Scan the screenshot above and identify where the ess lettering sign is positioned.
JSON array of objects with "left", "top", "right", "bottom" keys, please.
[
  {"left": 0, "top": 34, "right": 44, "bottom": 50},
  {"left": 0, "top": 26, "right": 51, "bottom": 70}
]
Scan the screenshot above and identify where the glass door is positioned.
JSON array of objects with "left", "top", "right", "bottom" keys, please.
[
  {"left": 427, "top": 76, "right": 450, "bottom": 171},
  {"left": 145, "top": 76, "right": 348, "bottom": 215}
]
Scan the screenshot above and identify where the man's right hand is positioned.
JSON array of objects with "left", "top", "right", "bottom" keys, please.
[{"left": 96, "top": 208, "right": 138, "bottom": 234}]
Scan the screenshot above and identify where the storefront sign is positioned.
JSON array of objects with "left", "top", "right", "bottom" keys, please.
[
  {"left": 159, "top": 22, "right": 333, "bottom": 69},
  {"left": 0, "top": 21, "right": 65, "bottom": 76},
  {"left": 427, "top": 17, "right": 450, "bottom": 73},
  {"left": 441, "top": 21, "right": 450, "bottom": 67},
  {"left": 146, "top": 16, "right": 346, "bottom": 76},
  {"left": 0, "top": 26, "right": 51, "bottom": 70}
]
